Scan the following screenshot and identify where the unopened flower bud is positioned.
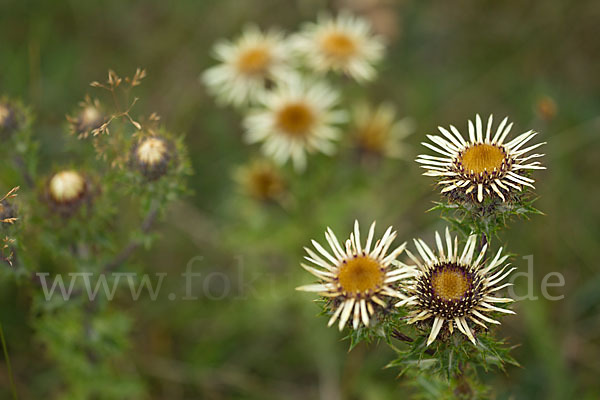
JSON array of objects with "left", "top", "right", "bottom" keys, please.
[
  {"left": 131, "top": 137, "right": 171, "bottom": 180},
  {"left": 0, "top": 102, "right": 20, "bottom": 138},
  {"left": 45, "top": 170, "right": 91, "bottom": 215},
  {"left": 68, "top": 100, "right": 105, "bottom": 137}
]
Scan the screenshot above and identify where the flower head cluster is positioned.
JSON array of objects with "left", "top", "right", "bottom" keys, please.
[
  {"left": 204, "top": 12, "right": 410, "bottom": 174},
  {"left": 298, "top": 223, "right": 516, "bottom": 346}
]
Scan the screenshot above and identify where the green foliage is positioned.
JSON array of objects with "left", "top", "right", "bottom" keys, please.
[
  {"left": 387, "top": 330, "right": 520, "bottom": 380},
  {"left": 429, "top": 194, "right": 544, "bottom": 241},
  {"left": 0, "top": 69, "right": 190, "bottom": 399}
]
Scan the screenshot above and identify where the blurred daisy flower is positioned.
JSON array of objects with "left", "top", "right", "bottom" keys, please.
[
  {"left": 203, "top": 26, "right": 293, "bottom": 106},
  {"left": 291, "top": 12, "right": 384, "bottom": 82},
  {"left": 352, "top": 102, "right": 414, "bottom": 158},
  {"left": 395, "top": 229, "right": 515, "bottom": 346},
  {"left": 297, "top": 221, "right": 413, "bottom": 331},
  {"left": 416, "top": 114, "right": 546, "bottom": 203},
  {"left": 234, "top": 159, "right": 286, "bottom": 203},
  {"left": 243, "top": 73, "right": 347, "bottom": 171}
]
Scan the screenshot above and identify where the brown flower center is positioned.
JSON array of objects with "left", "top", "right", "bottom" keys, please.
[
  {"left": 320, "top": 31, "right": 357, "bottom": 59},
  {"left": 237, "top": 47, "right": 271, "bottom": 76},
  {"left": 460, "top": 144, "right": 506, "bottom": 174},
  {"left": 431, "top": 266, "right": 471, "bottom": 301},
  {"left": 275, "top": 102, "right": 315, "bottom": 137},
  {"left": 338, "top": 256, "right": 384, "bottom": 294}
]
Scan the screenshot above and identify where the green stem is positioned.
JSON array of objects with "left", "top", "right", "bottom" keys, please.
[{"left": 0, "top": 321, "right": 18, "bottom": 400}]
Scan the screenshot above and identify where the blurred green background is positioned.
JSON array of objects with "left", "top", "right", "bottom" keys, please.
[{"left": 1, "top": 0, "right": 600, "bottom": 399}]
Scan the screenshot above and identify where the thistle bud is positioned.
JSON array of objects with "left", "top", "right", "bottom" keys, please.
[
  {"left": 68, "top": 99, "right": 105, "bottom": 137},
  {"left": 45, "top": 170, "right": 91, "bottom": 215},
  {"left": 131, "top": 136, "right": 171, "bottom": 180},
  {"left": 0, "top": 101, "right": 20, "bottom": 138},
  {"left": 0, "top": 199, "right": 17, "bottom": 224}
]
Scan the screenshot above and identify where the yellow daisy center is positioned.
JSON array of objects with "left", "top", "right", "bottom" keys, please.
[
  {"left": 320, "top": 31, "right": 357, "bottom": 60},
  {"left": 49, "top": 171, "right": 86, "bottom": 203},
  {"left": 275, "top": 102, "right": 315, "bottom": 137},
  {"left": 237, "top": 47, "right": 271, "bottom": 76},
  {"left": 460, "top": 144, "right": 506, "bottom": 174},
  {"left": 137, "top": 138, "right": 167, "bottom": 165},
  {"left": 431, "top": 267, "right": 470, "bottom": 301},
  {"left": 338, "top": 256, "right": 384, "bottom": 294}
]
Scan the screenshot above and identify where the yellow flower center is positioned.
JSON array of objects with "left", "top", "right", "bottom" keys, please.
[
  {"left": 137, "top": 138, "right": 167, "bottom": 165},
  {"left": 431, "top": 267, "right": 470, "bottom": 301},
  {"left": 275, "top": 102, "right": 315, "bottom": 137},
  {"left": 49, "top": 171, "right": 86, "bottom": 203},
  {"left": 320, "top": 31, "right": 357, "bottom": 60},
  {"left": 237, "top": 47, "right": 271, "bottom": 76},
  {"left": 460, "top": 144, "right": 505, "bottom": 174},
  {"left": 338, "top": 256, "right": 384, "bottom": 294}
]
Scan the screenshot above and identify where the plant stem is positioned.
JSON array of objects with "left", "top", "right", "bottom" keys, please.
[{"left": 0, "top": 321, "right": 18, "bottom": 400}]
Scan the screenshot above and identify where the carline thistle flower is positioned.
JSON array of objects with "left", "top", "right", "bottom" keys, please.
[
  {"left": 243, "top": 73, "right": 346, "bottom": 171},
  {"left": 416, "top": 114, "right": 546, "bottom": 203},
  {"left": 234, "top": 159, "right": 286, "bottom": 202},
  {"left": 203, "top": 26, "right": 293, "bottom": 106},
  {"left": 352, "top": 102, "right": 414, "bottom": 158},
  {"left": 296, "top": 221, "right": 414, "bottom": 331},
  {"left": 291, "top": 12, "right": 384, "bottom": 82},
  {"left": 395, "top": 228, "right": 516, "bottom": 346}
]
